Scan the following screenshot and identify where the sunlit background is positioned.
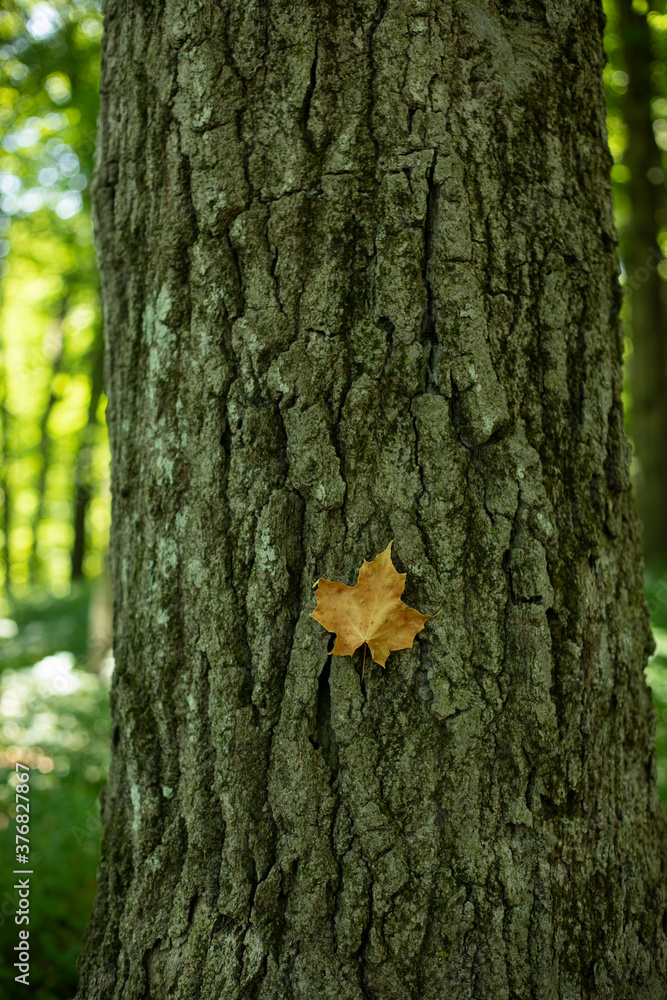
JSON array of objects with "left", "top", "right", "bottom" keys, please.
[
  {"left": 0, "top": 3, "right": 109, "bottom": 998},
  {"left": 2, "top": 1, "right": 667, "bottom": 997}
]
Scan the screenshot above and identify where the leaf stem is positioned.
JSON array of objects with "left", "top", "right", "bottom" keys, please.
[{"left": 361, "top": 642, "right": 367, "bottom": 684}]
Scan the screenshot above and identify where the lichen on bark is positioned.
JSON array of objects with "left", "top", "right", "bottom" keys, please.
[{"left": 79, "top": 1, "right": 667, "bottom": 998}]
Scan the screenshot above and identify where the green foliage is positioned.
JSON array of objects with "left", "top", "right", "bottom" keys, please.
[
  {"left": 603, "top": 0, "right": 667, "bottom": 441},
  {"left": 0, "top": 0, "right": 108, "bottom": 595},
  {"left": 643, "top": 572, "right": 667, "bottom": 808},
  {"left": 602, "top": 0, "right": 667, "bottom": 811},
  {"left": 603, "top": 0, "right": 667, "bottom": 244},
  {"left": 0, "top": 7, "right": 110, "bottom": 995},
  {"left": 0, "top": 584, "right": 110, "bottom": 1000},
  {"left": 0, "top": 584, "right": 90, "bottom": 671}
]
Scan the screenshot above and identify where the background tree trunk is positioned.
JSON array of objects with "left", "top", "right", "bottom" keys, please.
[
  {"left": 618, "top": 0, "right": 667, "bottom": 567},
  {"left": 27, "top": 302, "right": 65, "bottom": 586},
  {"left": 79, "top": 2, "right": 667, "bottom": 997},
  {"left": 71, "top": 325, "right": 105, "bottom": 582},
  {"left": 0, "top": 320, "right": 11, "bottom": 597}
]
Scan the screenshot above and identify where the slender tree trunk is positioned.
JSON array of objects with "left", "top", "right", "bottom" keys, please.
[
  {"left": 618, "top": 0, "right": 667, "bottom": 566},
  {"left": 0, "top": 323, "right": 11, "bottom": 597},
  {"left": 79, "top": 2, "right": 667, "bottom": 998},
  {"left": 28, "top": 304, "right": 65, "bottom": 586},
  {"left": 71, "top": 326, "right": 104, "bottom": 582},
  {"left": 86, "top": 553, "right": 113, "bottom": 673}
]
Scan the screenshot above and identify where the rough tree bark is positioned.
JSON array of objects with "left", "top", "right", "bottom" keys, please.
[
  {"left": 78, "top": 2, "right": 667, "bottom": 998},
  {"left": 618, "top": 0, "right": 667, "bottom": 567}
]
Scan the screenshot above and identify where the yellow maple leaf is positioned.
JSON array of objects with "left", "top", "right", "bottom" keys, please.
[{"left": 310, "top": 541, "right": 431, "bottom": 680}]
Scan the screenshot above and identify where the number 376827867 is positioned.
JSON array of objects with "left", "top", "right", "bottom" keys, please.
[{"left": 15, "top": 763, "right": 30, "bottom": 866}]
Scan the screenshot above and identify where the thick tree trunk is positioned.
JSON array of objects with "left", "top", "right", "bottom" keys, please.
[
  {"left": 618, "top": 0, "right": 667, "bottom": 567},
  {"left": 79, "top": 2, "right": 667, "bottom": 998}
]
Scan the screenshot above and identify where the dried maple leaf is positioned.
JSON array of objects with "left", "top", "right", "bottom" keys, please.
[{"left": 310, "top": 541, "right": 431, "bottom": 680}]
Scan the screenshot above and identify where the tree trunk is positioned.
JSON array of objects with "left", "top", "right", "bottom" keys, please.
[
  {"left": 618, "top": 0, "right": 667, "bottom": 566},
  {"left": 79, "top": 2, "right": 667, "bottom": 998},
  {"left": 28, "top": 303, "right": 65, "bottom": 586},
  {"left": 0, "top": 322, "right": 11, "bottom": 597},
  {"left": 71, "top": 325, "right": 105, "bottom": 582}
]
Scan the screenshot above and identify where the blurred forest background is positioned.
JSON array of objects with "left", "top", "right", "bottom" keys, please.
[{"left": 1, "top": 0, "right": 667, "bottom": 997}]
